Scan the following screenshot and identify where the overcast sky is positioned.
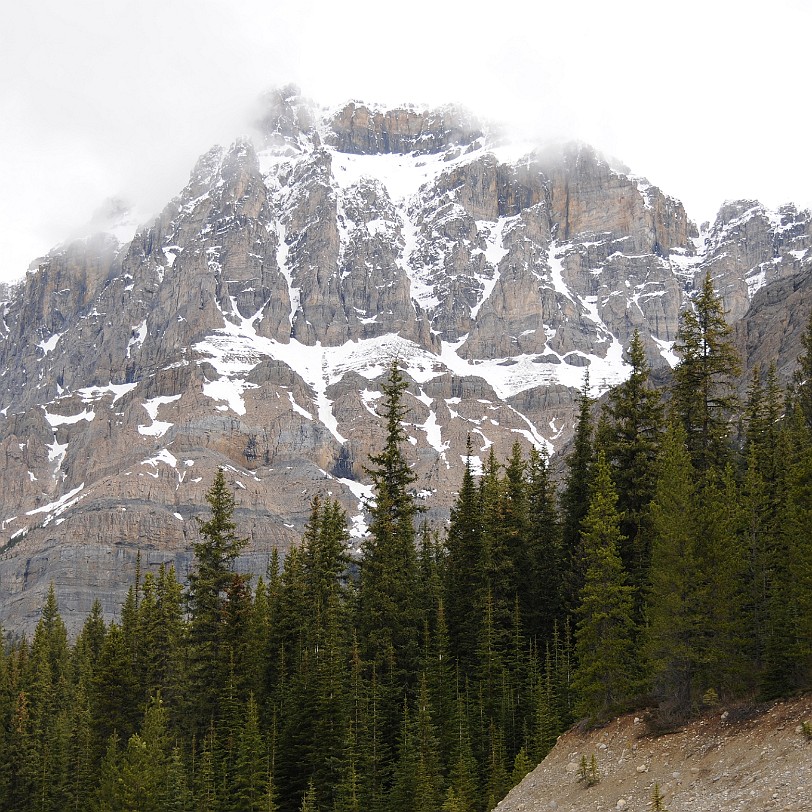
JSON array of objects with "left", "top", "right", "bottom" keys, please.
[{"left": 1, "top": 0, "right": 810, "bottom": 283}]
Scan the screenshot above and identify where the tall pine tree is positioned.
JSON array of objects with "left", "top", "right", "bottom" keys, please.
[
  {"left": 359, "top": 360, "right": 421, "bottom": 687},
  {"left": 571, "top": 452, "right": 636, "bottom": 723},
  {"left": 186, "top": 468, "right": 248, "bottom": 734},
  {"left": 672, "top": 272, "right": 741, "bottom": 472}
]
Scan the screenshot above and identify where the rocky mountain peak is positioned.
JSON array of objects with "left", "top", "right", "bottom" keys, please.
[
  {"left": 325, "top": 100, "right": 484, "bottom": 156},
  {"left": 255, "top": 84, "right": 318, "bottom": 152},
  {"left": 1, "top": 91, "right": 811, "bottom": 636}
]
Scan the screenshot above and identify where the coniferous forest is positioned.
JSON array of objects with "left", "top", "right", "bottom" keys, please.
[{"left": 2, "top": 275, "right": 812, "bottom": 811}]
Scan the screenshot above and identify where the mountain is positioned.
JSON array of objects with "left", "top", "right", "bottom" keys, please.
[{"left": 1, "top": 86, "right": 811, "bottom": 634}]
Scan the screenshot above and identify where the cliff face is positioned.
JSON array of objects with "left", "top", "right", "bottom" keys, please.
[{"left": 1, "top": 88, "right": 811, "bottom": 635}]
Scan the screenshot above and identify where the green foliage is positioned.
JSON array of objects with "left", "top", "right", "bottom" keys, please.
[
  {"left": 572, "top": 453, "right": 636, "bottom": 723},
  {"left": 359, "top": 360, "right": 421, "bottom": 686},
  {"left": 597, "top": 330, "right": 663, "bottom": 608},
  {"left": 672, "top": 272, "right": 741, "bottom": 472},
  {"left": 186, "top": 467, "right": 249, "bottom": 732},
  {"left": 577, "top": 753, "right": 600, "bottom": 787},
  {"left": 560, "top": 373, "right": 594, "bottom": 616},
  {"left": 793, "top": 307, "right": 812, "bottom": 431},
  {"left": 645, "top": 422, "right": 703, "bottom": 721},
  {"left": 510, "top": 746, "right": 533, "bottom": 786},
  {"left": 445, "top": 436, "right": 486, "bottom": 669},
  {"left": 650, "top": 781, "right": 668, "bottom": 811}
]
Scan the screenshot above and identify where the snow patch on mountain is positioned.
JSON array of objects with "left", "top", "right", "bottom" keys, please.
[
  {"left": 78, "top": 382, "right": 138, "bottom": 404},
  {"left": 651, "top": 337, "right": 679, "bottom": 368},
  {"left": 44, "top": 408, "right": 95, "bottom": 427},
  {"left": 139, "top": 395, "right": 182, "bottom": 437},
  {"left": 127, "top": 320, "right": 147, "bottom": 358},
  {"left": 37, "top": 332, "right": 62, "bottom": 355},
  {"left": 25, "top": 482, "right": 85, "bottom": 526}
]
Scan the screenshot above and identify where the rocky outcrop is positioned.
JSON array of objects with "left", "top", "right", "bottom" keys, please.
[
  {"left": 700, "top": 201, "right": 812, "bottom": 322},
  {"left": 326, "top": 102, "right": 483, "bottom": 155},
  {"left": 540, "top": 144, "right": 696, "bottom": 255}
]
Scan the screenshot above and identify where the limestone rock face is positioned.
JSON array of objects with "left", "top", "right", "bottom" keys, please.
[
  {"left": 326, "top": 102, "right": 483, "bottom": 155},
  {"left": 1, "top": 91, "right": 811, "bottom": 636},
  {"left": 699, "top": 201, "right": 812, "bottom": 322}
]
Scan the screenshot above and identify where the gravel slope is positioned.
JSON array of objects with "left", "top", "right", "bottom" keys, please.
[{"left": 497, "top": 695, "right": 812, "bottom": 812}]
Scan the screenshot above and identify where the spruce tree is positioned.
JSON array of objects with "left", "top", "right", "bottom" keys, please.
[
  {"left": 597, "top": 329, "right": 663, "bottom": 603},
  {"left": 532, "top": 643, "right": 561, "bottom": 761},
  {"left": 560, "top": 373, "right": 594, "bottom": 617},
  {"left": 672, "top": 272, "right": 741, "bottom": 472},
  {"left": 416, "top": 674, "right": 443, "bottom": 810},
  {"left": 444, "top": 689, "right": 479, "bottom": 812},
  {"left": 498, "top": 442, "right": 529, "bottom": 605},
  {"left": 92, "top": 622, "right": 141, "bottom": 746},
  {"left": 693, "top": 467, "right": 750, "bottom": 698},
  {"left": 525, "top": 447, "right": 562, "bottom": 644},
  {"left": 186, "top": 468, "right": 248, "bottom": 733},
  {"left": 443, "top": 437, "right": 484, "bottom": 665},
  {"left": 117, "top": 695, "right": 172, "bottom": 812},
  {"left": 95, "top": 732, "right": 122, "bottom": 812},
  {"left": 793, "top": 306, "right": 812, "bottom": 430},
  {"left": 359, "top": 360, "right": 421, "bottom": 688},
  {"left": 232, "top": 694, "right": 268, "bottom": 811},
  {"left": 571, "top": 452, "right": 636, "bottom": 723},
  {"left": 762, "top": 406, "right": 812, "bottom": 695},
  {"left": 645, "top": 423, "right": 703, "bottom": 722}
]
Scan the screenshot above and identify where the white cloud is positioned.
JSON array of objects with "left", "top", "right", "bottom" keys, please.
[{"left": 1, "top": 0, "right": 810, "bottom": 282}]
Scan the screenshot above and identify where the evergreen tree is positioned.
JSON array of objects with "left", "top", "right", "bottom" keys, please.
[
  {"left": 412, "top": 675, "right": 443, "bottom": 812},
  {"left": 444, "top": 688, "right": 479, "bottom": 812},
  {"left": 232, "top": 694, "right": 268, "bottom": 811},
  {"left": 425, "top": 599, "right": 456, "bottom": 769},
  {"left": 139, "top": 565, "right": 185, "bottom": 713},
  {"left": 532, "top": 643, "right": 561, "bottom": 761},
  {"left": 299, "top": 779, "right": 318, "bottom": 812},
  {"left": 23, "top": 584, "right": 71, "bottom": 811},
  {"left": 483, "top": 720, "right": 509, "bottom": 812},
  {"left": 597, "top": 330, "right": 663, "bottom": 603},
  {"left": 60, "top": 681, "right": 96, "bottom": 811},
  {"left": 484, "top": 452, "right": 520, "bottom": 649},
  {"left": 195, "top": 725, "right": 219, "bottom": 812},
  {"left": 510, "top": 746, "right": 533, "bottom": 788},
  {"left": 560, "top": 373, "right": 594, "bottom": 617},
  {"left": 672, "top": 272, "right": 741, "bottom": 472},
  {"left": 186, "top": 468, "right": 248, "bottom": 733},
  {"left": 762, "top": 406, "right": 812, "bottom": 695},
  {"left": 76, "top": 599, "right": 106, "bottom": 671},
  {"left": 115, "top": 695, "right": 172, "bottom": 812},
  {"left": 6, "top": 690, "right": 39, "bottom": 810},
  {"left": 645, "top": 423, "right": 704, "bottom": 722},
  {"left": 693, "top": 467, "right": 750, "bottom": 698},
  {"left": 498, "top": 442, "right": 529, "bottom": 603},
  {"left": 793, "top": 306, "right": 812, "bottom": 430},
  {"left": 359, "top": 360, "right": 421, "bottom": 703},
  {"left": 92, "top": 623, "right": 141, "bottom": 745},
  {"left": 0, "top": 630, "right": 9, "bottom": 806},
  {"left": 525, "top": 447, "right": 562, "bottom": 643},
  {"left": 276, "top": 497, "right": 350, "bottom": 811},
  {"left": 572, "top": 452, "right": 636, "bottom": 723},
  {"left": 95, "top": 732, "right": 122, "bottom": 812},
  {"left": 166, "top": 745, "right": 193, "bottom": 812}
]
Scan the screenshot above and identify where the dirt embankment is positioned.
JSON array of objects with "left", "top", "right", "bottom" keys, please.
[{"left": 497, "top": 695, "right": 812, "bottom": 812}]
